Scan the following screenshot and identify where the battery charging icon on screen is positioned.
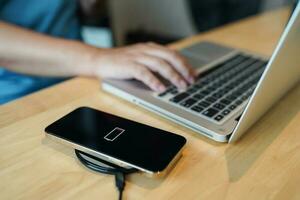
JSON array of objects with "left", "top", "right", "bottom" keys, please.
[{"left": 104, "top": 127, "right": 125, "bottom": 141}]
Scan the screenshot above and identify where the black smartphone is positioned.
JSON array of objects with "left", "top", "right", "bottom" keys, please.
[{"left": 45, "top": 107, "right": 186, "bottom": 176}]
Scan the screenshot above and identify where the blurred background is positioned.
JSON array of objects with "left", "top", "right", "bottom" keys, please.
[{"left": 81, "top": 0, "right": 295, "bottom": 48}]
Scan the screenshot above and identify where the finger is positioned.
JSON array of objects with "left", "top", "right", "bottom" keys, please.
[
  {"left": 143, "top": 42, "right": 196, "bottom": 83},
  {"left": 129, "top": 63, "right": 166, "bottom": 92},
  {"left": 135, "top": 54, "right": 187, "bottom": 89}
]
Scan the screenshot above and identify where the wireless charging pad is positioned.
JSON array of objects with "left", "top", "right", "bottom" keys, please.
[
  {"left": 75, "top": 149, "right": 138, "bottom": 174},
  {"left": 74, "top": 149, "right": 138, "bottom": 200}
]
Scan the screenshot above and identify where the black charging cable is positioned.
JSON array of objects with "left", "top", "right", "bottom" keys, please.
[{"left": 75, "top": 149, "right": 138, "bottom": 200}]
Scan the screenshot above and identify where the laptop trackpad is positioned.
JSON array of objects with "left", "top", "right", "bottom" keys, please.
[{"left": 180, "top": 41, "right": 234, "bottom": 68}]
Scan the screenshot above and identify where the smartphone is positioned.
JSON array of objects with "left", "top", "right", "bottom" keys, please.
[{"left": 45, "top": 107, "right": 186, "bottom": 177}]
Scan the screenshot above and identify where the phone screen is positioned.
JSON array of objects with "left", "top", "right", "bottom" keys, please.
[{"left": 45, "top": 107, "right": 186, "bottom": 172}]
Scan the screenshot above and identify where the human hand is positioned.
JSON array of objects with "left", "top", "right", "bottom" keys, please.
[{"left": 89, "top": 42, "right": 196, "bottom": 92}]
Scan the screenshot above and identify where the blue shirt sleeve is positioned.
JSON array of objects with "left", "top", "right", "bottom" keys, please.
[{"left": 0, "top": 0, "right": 82, "bottom": 104}]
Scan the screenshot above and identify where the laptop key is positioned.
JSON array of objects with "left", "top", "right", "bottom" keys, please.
[
  {"left": 214, "top": 115, "right": 224, "bottom": 121},
  {"left": 235, "top": 90, "right": 244, "bottom": 96},
  {"left": 180, "top": 98, "right": 197, "bottom": 108},
  {"left": 200, "top": 79, "right": 210, "bottom": 85},
  {"left": 158, "top": 87, "right": 173, "bottom": 97},
  {"left": 241, "top": 95, "right": 249, "bottom": 101},
  {"left": 234, "top": 99, "right": 243, "bottom": 105},
  {"left": 200, "top": 89, "right": 211, "bottom": 95},
  {"left": 222, "top": 109, "right": 231, "bottom": 116},
  {"left": 202, "top": 108, "right": 219, "bottom": 118},
  {"left": 170, "top": 89, "right": 178, "bottom": 95},
  {"left": 207, "top": 85, "right": 217, "bottom": 90},
  {"left": 186, "top": 87, "right": 198, "bottom": 94},
  {"left": 206, "top": 96, "right": 217, "bottom": 103},
  {"left": 158, "top": 91, "right": 168, "bottom": 97},
  {"left": 225, "top": 85, "right": 234, "bottom": 90},
  {"left": 227, "top": 95, "right": 237, "bottom": 101},
  {"left": 212, "top": 93, "right": 223, "bottom": 98},
  {"left": 191, "top": 105, "right": 204, "bottom": 113},
  {"left": 213, "top": 103, "right": 225, "bottom": 110},
  {"left": 198, "top": 101, "right": 211, "bottom": 108},
  {"left": 229, "top": 104, "right": 237, "bottom": 110},
  {"left": 223, "top": 88, "right": 231, "bottom": 93},
  {"left": 218, "top": 89, "right": 227, "bottom": 95},
  {"left": 170, "top": 92, "right": 190, "bottom": 103},
  {"left": 195, "top": 82, "right": 205, "bottom": 88},
  {"left": 220, "top": 99, "right": 231, "bottom": 105},
  {"left": 193, "top": 93, "right": 204, "bottom": 100}
]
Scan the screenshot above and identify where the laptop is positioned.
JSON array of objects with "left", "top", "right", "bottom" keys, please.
[{"left": 102, "top": 4, "right": 300, "bottom": 143}]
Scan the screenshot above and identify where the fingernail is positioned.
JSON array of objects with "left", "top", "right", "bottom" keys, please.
[
  {"left": 188, "top": 76, "right": 195, "bottom": 84},
  {"left": 179, "top": 80, "right": 187, "bottom": 89},
  {"left": 158, "top": 84, "right": 166, "bottom": 92}
]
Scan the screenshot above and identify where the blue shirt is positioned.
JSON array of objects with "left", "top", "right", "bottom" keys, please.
[{"left": 0, "top": 0, "right": 82, "bottom": 104}]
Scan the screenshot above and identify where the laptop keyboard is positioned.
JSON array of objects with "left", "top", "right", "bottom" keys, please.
[{"left": 157, "top": 54, "right": 267, "bottom": 124}]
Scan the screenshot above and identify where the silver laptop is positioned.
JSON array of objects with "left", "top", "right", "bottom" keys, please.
[{"left": 102, "top": 4, "right": 300, "bottom": 143}]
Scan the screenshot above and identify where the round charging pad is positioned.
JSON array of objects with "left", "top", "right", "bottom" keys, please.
[
  {"left": 74, "top": 149, "right": 138, "bottom": 200},
  {"left": 75, "top": 149, "right": 138, "bottom": 174}
]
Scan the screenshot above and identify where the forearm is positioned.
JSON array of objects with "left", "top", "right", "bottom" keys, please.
[
  {"left": 0, "top": 21, "right": 97, "bottom": 77},
  {"left": 0, "top": 22, "right": 195, "bottom": 92}
]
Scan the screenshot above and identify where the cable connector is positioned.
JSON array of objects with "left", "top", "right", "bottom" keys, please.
[
  {"left": 115, "top": 172, "right": 125, "bottom": 200},
  {"left": 75, "top": 149, "right": 138, "bottom": 200}
]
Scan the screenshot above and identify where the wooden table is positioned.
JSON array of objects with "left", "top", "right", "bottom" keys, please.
[{"left": 1, "top": 8, "right": 300, "bottom": 200}]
